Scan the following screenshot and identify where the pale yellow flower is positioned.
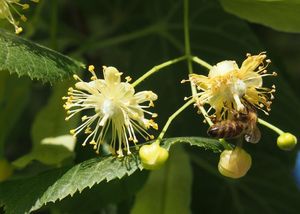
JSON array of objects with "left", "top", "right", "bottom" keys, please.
[
  {"left": 0, "top": 0, "right": 38, "bottom": 34},
  {"left": 63, "top": 66, "right": 158, "bottom": 157},
  {"left": 189, "top": 52, "right": 276, "bottom": 119}
]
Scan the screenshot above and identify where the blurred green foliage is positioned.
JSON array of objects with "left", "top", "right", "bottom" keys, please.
[{"left": 0, "top": 0, "right": 300, "bottom": 213}]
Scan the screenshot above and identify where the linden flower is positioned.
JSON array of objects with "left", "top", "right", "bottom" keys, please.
[
  {"left": 63, "top": 66, "right": 158, "bottom": 157},
  {"left": 0, "top": 0, "right": 38, "bottom": 34},
  {"left": 189, "top": 52, "right": 276, "bottom": 119}
]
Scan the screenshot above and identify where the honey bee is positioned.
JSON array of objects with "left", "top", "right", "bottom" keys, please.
[{"left": 207, "top": 108, "right": 261, "bottom": 144}]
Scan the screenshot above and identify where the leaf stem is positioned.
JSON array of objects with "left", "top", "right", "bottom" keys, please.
[
  {"left": 155, "top": 98, "right": 195, "bottom": 143},
  {"left": 132, "top": 55, "right": 187, "bottom": 87},
  {"left": 258, "top": 118, "right": 284, "bottom": 135}
]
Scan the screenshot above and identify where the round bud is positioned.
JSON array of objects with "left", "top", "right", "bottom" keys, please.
[
  {"left": 218, "top": 147, "right": 252, "bottom": 179},
  {"left": 139, "top": 143, "right": 169, "bottom": 170},
  {"left": 0, "top": 159, "right": 14, "bottom": 182},
  {"left": 277, "top": 132, "right": 297, "bottom": 151}
]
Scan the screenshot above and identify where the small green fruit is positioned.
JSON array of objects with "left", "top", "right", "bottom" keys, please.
[
  {"left": 0, "top": 159, "right": 14, "bottom": 182},
  {"left": 277, "top": 132, "right": 297, "bottom": 151},
  {"left": 218, "top": 147, "right": 252, "bottom": 179},
  {"left": 139, "top": 143, "right": 169, "bottom": 170}
]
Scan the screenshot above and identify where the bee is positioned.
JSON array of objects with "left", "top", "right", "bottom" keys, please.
[{"left": 207, "top": 108, "right": 261, "bottom": 143}]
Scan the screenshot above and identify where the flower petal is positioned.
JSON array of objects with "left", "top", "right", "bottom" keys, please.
[
  {"left": 208, "top": 60, "right": 238, "bottom": 78},
  {"left": 134, "top": 91, "right": 158, "bottom": 104},
  {"left": 103, "top": 66, "right": 122, "bottom": 85}
]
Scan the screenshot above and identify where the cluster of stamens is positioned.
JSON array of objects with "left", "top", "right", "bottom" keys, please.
[
  {"left": 0, "top": 0, "right": 39, "bottom": 34},
  {"left": 186, "top": 52, "right": 277, "bottom": 120},
  {"left": 63, "top": 65, "right": 158, "bottom": 157}
]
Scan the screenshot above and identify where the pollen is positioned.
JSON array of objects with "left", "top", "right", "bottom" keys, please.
[{"left": 63, "top": 66, "right": 158, "bottom": 156}]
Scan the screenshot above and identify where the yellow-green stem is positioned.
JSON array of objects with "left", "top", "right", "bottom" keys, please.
[
  {"left": 258, "top": 118, "right": 284, "bottom": 135},
  {"left": 192, "top": 56, "right": 213, "bottom": 70},
  {"left": 183, "top": 0, "right": 212, "bottom": 126},
  {"left": 184, "top": 0, "right": 193, "bottom": 75},
  {"left": 183, "top": 0, "right": 230, "bottom": 150},
  {"left": 132, "top": 56, "right": 187, "bottom": 87},
  {"left": 155, "top": 98, "right": 195, "bottom": 143}
]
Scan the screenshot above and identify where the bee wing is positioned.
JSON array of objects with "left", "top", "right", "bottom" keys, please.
[{"left": 245, "top": 127, "right": 261, "bottom": 144}]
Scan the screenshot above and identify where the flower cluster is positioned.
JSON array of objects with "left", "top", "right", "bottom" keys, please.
[
  {"left": 0, "top": 0, "right": 38, "bottom": 34},
  {"left": 186, "top": 52, "right": 278, "bottom": 178},
  {"left": 189, "top": 52, "right": 276, "bottom": 120},
  {"left": 63, "top": 66, "right": 158, "bottom": 157}
]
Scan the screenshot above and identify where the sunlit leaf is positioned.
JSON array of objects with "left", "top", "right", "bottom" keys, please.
[
  {"left": 0, "top": 137, "right": 220, "bottom": 213},
  {"left": 31, "top": 81, "right": 78, "bottom": 146},
  {"left": 220, "top": 0, "right": 300, "bottom": 33},
  {"left": 12, "top": 81, "right": 79, "bottom": 168},
  {"left": 0, "top": 29, "right": 84, "bottom": 82},
  {"left": 12, "top": 135, "right": 75, "bottom": 168}
]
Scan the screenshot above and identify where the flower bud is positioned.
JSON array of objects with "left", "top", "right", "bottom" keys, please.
[
  {"left": 0, "top": 159, "right": 14, "bottom": 182},
  {"left": 139, "top": 143, "right": 169, "bottom": 170},
  {"left": 218, "top": 147, "right": 252, "bottom": 179},
  {"left": 277, "top": 132, "right": 297, "bottom": 151}
]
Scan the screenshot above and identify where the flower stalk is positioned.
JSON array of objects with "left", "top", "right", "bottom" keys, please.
[{"left": 132, "top": 55, "right": 188, "bottom": 87}]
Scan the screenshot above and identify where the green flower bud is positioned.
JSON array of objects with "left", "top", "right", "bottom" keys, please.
[
  {"left": 218, "top": 147, "right": 252, "bottom": 179},
  {"left": 277, "top": 132, "right": 297, "bottom": 151},
  {"left": 139, "top": 143, "right": 169, "bottom": 170},
  {"left": 0, "top": 159, "right": 14, "bottom": 182}
]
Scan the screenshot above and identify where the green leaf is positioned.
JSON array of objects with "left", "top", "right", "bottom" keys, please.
[
  {"left": 0, "top": 29, "right": 85, "bottom": 82},
  {"left": 162, "top": 136, "right": 222, "bottom": 152},
  {"left": 0, "top": 137, "right": 220, "bottom": 214},
  {"left": 50, "top": 171, "right": 148, "bottom": 214},
  {"left": 0, "top": 154, "right": 142, "bottom": 214},
  {"left": 0, "top": 72, "right": 31, "bottom": 156},
  {"left": 219, "top": 0, "right": 300, "bottom": 33},
  {"left": 31, "top": 81, "right": 78, "bottom": 146},
  {"left": 190, "top": 149, "right": 300, "bottom": 214},
  {"left": 13, "top": 135, "right": 75, "bottom": 168},
  {"left": 12, "top": 81, "right": 78, "bottom": 168},
  {"left": 131, "top": 145, "right": 193, "bottom": 214}
]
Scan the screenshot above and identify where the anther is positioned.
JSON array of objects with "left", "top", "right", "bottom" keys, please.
[
  {"left": 152, "top": 113, "right": 158, "bottom": 118},
  {"left": 22, "top": 4, "right": 29, "bottom": 9},
  {"left": 20, "top": 15, "right": 27, "bottom": 22},
  {"left": 90, "top": 140, "right": 96, "bottom": 145},
  {"left": 16, "top": 27, "right": 23, "bottom": 34},
  {"left": 73, "top": 75, "right": 80, "bottom": 80},
  {"left": 88, "top": 65, "right": 95, "bottom": 72},
  {"left": 125, "top": 76, "right": 132, "bottom": 82}
]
